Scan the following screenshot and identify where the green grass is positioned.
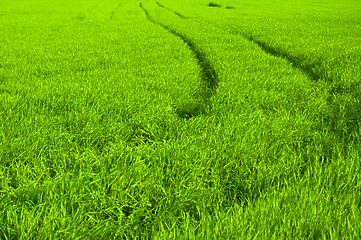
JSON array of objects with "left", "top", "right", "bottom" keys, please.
[{"left": 1, "top": 0, "right": 360, "bottom": 239}]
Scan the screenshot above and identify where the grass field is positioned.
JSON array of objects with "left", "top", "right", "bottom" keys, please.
[{"left": 0, "top": 0, "right": 360, "bottom": 239}]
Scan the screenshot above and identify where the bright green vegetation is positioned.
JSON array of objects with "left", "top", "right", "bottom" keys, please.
[{"left": 0, "top": 0, "right": 360, "bottom": 239}]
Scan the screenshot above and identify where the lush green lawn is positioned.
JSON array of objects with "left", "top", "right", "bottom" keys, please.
[{"left": 1, "top": 0, "right": 360, "bottom": 239}]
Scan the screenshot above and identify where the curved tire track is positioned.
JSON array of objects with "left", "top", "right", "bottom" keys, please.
[
  {"left": 156, "top": 2, "right": 188, "bottom": 19},
  {"left": 244, "top": 34, "right": 330, "bottom": 83},
  {"left": 235, "top": 31, "right": 360, "bottom": 159},
  {"left": 140, "top": 2, "right": 218, "bottom": 119},
  {"left": 110, "top": 2, "right": 122, "bottom": 20}
]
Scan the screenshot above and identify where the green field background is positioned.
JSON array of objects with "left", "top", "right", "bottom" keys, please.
[{"left": 0, "top": 0, "right": 360, "bottom": 239}]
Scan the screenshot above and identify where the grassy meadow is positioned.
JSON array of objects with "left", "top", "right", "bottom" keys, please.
[{"left": 0, "top": 0, "right": 360, "bottom": 238}]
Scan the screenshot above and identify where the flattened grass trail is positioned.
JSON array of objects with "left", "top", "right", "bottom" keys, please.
[
  {"left": 155, "top": 2, "right": 188, "bottom": 19},
  {"left": 140, "top": 2, "right": 218, "bottom": 118},
  {"left": 1, "top": 0, "right": 360, "bottom": 239}
]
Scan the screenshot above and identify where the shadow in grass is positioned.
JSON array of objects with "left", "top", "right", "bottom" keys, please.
[
  {"left": 73, "top": 13, "right": 86, "bottom": 21},
  {"left": 174, "top": 103, "right": 205, "bottom": 120},
  {"left": 208, "top": 3, "right": 236, "bottom": 9},
  {"left": 208, "top": 2, "right": 222, "bottom": 7}
]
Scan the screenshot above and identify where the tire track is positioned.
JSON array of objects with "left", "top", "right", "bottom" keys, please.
[
  {"left": 110, "top": 2, "right": 122, "bottom": 20},
  {"left": 241, "top": 33, "right": 330, "bottom": 83},
  {"left": 235, "top": 31, "right": 360, "bottom": 159},
  {"left": 156, "top": 2, "right": 188, "bottom": 19},
  {"left": 140, "top": 2, "right": 218, "bottom": 119}
]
